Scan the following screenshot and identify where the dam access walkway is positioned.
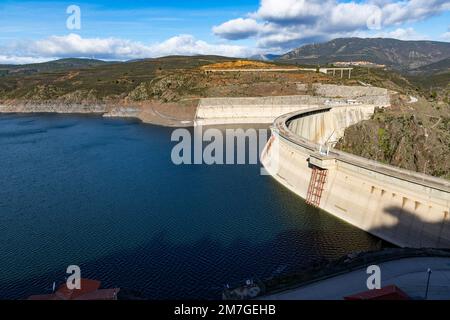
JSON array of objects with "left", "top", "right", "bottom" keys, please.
[{"left": 260, "top": 257, "right": 450, "bottom": 300}]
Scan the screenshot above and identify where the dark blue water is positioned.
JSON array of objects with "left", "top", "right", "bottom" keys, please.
[{"left": 0, "top": 113, "right": 381, "bottom": 299}]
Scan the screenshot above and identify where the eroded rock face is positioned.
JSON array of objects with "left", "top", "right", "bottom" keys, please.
[
  {"left": 0, "top": 103, "right": 107, "bottom": 114},
  {"left": 127, "top": 73, "right": 208, "bottom": 102}
]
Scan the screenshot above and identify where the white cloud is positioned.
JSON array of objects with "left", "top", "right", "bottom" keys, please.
[
  {"left": 442, "top": 32, "right": 450, "bottom": 41},
  {"left": 441, "top": 26, "right": 450, "bottom": 41},
  {"left": 381, "top": 0, "right": 450, "bottom": 25},
  {"left": 30, "top": 34, "right": 150, "bottom": 59},
  {"left": 212, "top": 18, "right": 262, "bottom": 40},
  {"left": 374, "top": 27, "right": 428, "bottom": 41},
  {"left": 142, "top": 34, "right": 256, "bottom": 57},
  {"left": 253, "top": 0, "right": 334, "bottom": 23},
  {"left": 1, "top": 34, "right": 258, "bottom": 64},
  {"left": 0, "top": 55, "right": 50, "bottom": 65},
  {"left": 328, "top": 2, "right": 380, "bottom": 32},
  {"left": 213, "top": 0, "right": 450, "bottom": 48}
]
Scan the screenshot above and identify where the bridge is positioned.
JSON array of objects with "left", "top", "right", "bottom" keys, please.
[{"left": 319, "top": 68, "right": 353, "bottom": 79}]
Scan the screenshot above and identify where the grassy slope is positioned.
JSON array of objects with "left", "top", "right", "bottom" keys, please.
[
  {"left": 336, "top": 95, "right": 450, "bottom": 180},
  {"left": 0, "top": 56, "right": 332, "bottom": 104},
  {"left": 0, "top": 56, "right": 231, "bottom": 102},
  {"left": 333, "top": 62, "right": 450, "bottom": 180}
]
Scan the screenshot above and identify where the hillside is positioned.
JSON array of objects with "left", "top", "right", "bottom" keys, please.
[
  {"left": 278, "top": 38, "right": 450, "bottom": 70},
  {"left": 0, "top": 54, "right": 442, "bottom": 111},
  {"left": 336, "top": 94, "right": 450, "bottom": 180},
  {"left": 0, "top": 52, "right": 446, "bottom": 128},
  {"left": 0, "top": 56, "right": 333, "bottom": 104},
  {"left": 249, "top": 54, "right": 282, "bottom": 61},
  {"left": 0, "top": 58, "right": 109, "bottom": 77},
  {"left": 409, "top": 57, "right": 450, "bottom": 75}
]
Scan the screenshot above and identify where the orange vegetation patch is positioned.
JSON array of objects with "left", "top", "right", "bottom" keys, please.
[
  {"left": 201, "top": 60, "right": 279, "bottom": 70},
  {"left": 56, "top": 71, "right": 80, "bottom": 82}
]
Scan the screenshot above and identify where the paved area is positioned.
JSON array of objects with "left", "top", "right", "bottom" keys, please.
[{"left": 261, "top": 257, "right": 450, "bottom": 300}]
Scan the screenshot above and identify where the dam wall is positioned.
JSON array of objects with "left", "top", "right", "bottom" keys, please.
[
  {"left": 288, "top": 105, "right": 376, "bottom": 146},
  {"left": 195, "top": 95, "right": 326, "bottom": 126},
  {"left": 262, "top": 106, "right": 450, "bottom": 248},
  {"left": 195, "top": 85, "right": 390, "bottom": 126},
  {"left": 0, "top": 103, "right": 108, "bottom": 114}
]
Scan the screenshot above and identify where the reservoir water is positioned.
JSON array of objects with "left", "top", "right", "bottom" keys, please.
[{"left": 0, "top": 113, "right": 382, "bottom": 299}]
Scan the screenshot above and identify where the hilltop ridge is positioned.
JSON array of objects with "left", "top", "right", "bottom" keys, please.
[{"left": 278, "top": 37, "right": 450, "bottom": 70}]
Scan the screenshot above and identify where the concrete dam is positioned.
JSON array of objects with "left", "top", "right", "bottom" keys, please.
[
  {"left": 194, "top": 85, "right": 390, "bottom": 126},
  {"left": 194, "top": 84, "right": 450, "bottom": 248},
  {"left": 261, "top": 106, "right": 450, "bottom": 248}
]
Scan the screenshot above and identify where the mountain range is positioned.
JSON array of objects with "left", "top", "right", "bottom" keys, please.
[{"left": 277, "top": 37, "right": 450, "bottom": 71}]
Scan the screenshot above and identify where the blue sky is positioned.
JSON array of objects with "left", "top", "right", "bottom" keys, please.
[{"left": 0, "top": 0, "right": 449, "bottom": 63}]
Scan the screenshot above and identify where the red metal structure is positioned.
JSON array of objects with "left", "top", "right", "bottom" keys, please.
[{"left": 306, "top": 166, "right": 328, "bottom": 207}]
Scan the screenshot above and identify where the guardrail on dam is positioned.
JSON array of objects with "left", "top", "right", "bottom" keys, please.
[{"left": 261, "top": 106, "right": 450, "bottom": 248}]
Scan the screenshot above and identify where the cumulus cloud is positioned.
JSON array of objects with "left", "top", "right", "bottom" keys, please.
[
  {"left": 441, "top": 26, "right": 450, "bottom": 41},
  {"left": 0, "top": 55, "right": 50, "bottom": 65},
  {"left": 381, "top": 0, "right": 450, "bottom": 25},
  {"left": 442, "top": 32, "right": 450, "bottom": 41},
  {"left": 0, "top": 34, "right": 258, "bottom": 64},
  {"left": 212, "top": 18, "right": 262, "bottom": 40},
  {"left": 254, "top": 0, "right": 333, "bottom": 24},
  {"left": 213, "top": 0, "right": 450, "bottom": 48},
  {"left": 374, "top": 27, "right": 428, "bottom": 41}
]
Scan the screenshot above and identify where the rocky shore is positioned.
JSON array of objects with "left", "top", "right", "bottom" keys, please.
[{"left": 0, "top": 102, "right": 196, "bottom": 127}]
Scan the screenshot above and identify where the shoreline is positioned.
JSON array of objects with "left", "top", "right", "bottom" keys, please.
[{"left": 0, "top": 102, "right": 196, "bottom": 128}]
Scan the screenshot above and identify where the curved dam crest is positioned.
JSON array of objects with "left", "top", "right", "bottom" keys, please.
[{"left": 261, "top": 106, "right": 450, "bottom": 249}]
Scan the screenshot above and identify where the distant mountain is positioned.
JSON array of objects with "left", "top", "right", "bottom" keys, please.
[
  {"left": 0, "top": 58, "right": 109, "bottom": 76},
  {"left": 278, "top": 38, "right": 450, "bottom": 70},
  {"left": 250, "top": 54, "right": 282, "bottom": 61},
  {"left": 406, "top": 57, "right": 450, "bottom": 93},
  {"left": 409, "top": 57, "right": 450, "bottom": 75}
]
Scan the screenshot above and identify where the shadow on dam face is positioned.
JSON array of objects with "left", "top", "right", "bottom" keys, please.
[
  {"left": 368, "top": 206, "right": 450, "bottom": 248},
  {"left": 266, "top": 105, "right": 450, "bottom": 250}
]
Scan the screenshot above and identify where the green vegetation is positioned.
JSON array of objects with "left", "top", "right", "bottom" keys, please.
[
  {"left": 0, "top": 56, "right": 237, "bottom": 103},
  {"left": 336, "top": 96, "right": 450, "bottom": 180},
  {"left": 0, "top": 56, "right": 332, "bottom": 104}
]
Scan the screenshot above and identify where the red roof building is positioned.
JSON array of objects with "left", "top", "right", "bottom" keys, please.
[
  {"left": 344, "top": 285, "right": 410, "bottom": 300},
  {"left": 28, "top": 279, "right": 120, "bottom": 301}
]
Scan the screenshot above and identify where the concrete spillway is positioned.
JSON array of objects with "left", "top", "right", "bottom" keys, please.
[{"left": 261, "top": 106, "right": 450, "bottom": 248}]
